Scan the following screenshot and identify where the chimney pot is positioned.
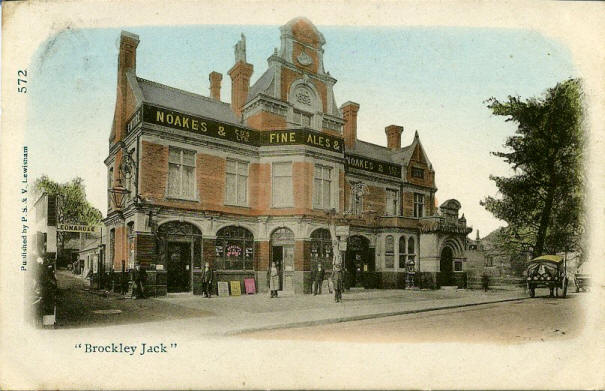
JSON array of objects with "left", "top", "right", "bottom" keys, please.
[
  {"left": 209, "top": 71, "right": 223, "bottom": 101},
  {"left": 385, "top": 124, "right": 403, "bottom": 150}
]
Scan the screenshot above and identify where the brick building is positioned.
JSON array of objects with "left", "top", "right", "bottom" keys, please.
[{"left": 103, "top": 18, "right": 472, "bottom": 295}]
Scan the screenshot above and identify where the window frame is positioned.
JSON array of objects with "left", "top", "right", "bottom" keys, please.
[
  {"left": 385, "top": 188, "right": 399, "bottom": 216},
  {"left": 411, "top": 167, "right": 425, "bottom": 179},
  {"left": 384, "top": 235, "right": 395, "bottom": 269},
  {"left": 413, "top": 193, "right": 425, "bottom": 218},
  {"left": 313, "top": 165, "right": 332, "bottom": 210},
  {"left": 271, "top": 161, "right": 293, "bottom": 208},
  {"left": 225, "top": 158, "right": 249, "bottom": 207},
  {"left": 166, "top": 146, "right": 197, "bottom": 201}
]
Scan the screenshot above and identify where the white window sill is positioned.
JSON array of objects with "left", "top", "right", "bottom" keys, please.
[
  {"left": 166, "top": 196, "right": 199, "bottom": 202},
  {"left": 224, "top": 203, "right": 250, "bottom": 208}
]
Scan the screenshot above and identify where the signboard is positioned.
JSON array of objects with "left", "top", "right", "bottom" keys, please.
[
  {"left": 335, "top": 226, "right": 349, "bottom": 237},
  {"left": 217, "top": 281, "right": 230, "bottom": 297},
  {"left": 230, "top": 281, "right": 241, "bottom": 296},
  {"left": 57, "top": 224, "right": 100, "bottom": 233},
  {"left": 345, "top": 153, "right": 402, "bottom": 178},
  {"left": 244, "top": 278, "right": 256, "bottom": 294},
  {"left": 125, "top": 107, "right": 142, "bottom": 135},
  {"left": 260, "top": 129, "right": 343, "bottom": 153},
  {"left": 144, "top": 104, "right": 259, "bottom": 145},
  {"left": 141, "top": 104, "right": 344, "bottom": 153}
]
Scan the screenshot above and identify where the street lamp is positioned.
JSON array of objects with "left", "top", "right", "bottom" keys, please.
[{"left": 107, "top": 180, "right": 130, "bottom": 210}]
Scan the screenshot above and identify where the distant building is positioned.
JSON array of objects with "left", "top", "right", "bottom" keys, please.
[{"left": 104, "top": 18, "right": 473, "bottom": 295}]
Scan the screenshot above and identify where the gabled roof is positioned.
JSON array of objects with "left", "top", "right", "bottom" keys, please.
[
  {"left": 348, "top": 140, "right": 394, "bottom": 162},
  {"left": 246, "top": 68, "right": 275, "bottom": 103},
  {"left": 135, "top": 77, "right": 240, "bottom": 125},
  {"left": 394, "top": 131, "right": 433, "bottom": 169}
]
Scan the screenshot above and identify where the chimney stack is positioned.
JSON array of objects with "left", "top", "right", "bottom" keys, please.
[
  {"left": 111, "top": 31, "right": 140, "bottom": 144},
  {"left": 385, "top": 125, "right": 403, "bottom": 150},
  {"left": 209, "top": 71, "right": 223, "bottom": 101},
  {"left": 228, "top": 34, "right": 253, "bottom": 118},
  {"left": 340, "top": 101, "right": 360, "bottom": 149}
]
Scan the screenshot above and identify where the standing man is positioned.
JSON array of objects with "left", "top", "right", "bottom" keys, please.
[
  {"left": 201, "top": 262, "right": 214, "bottom": 298},
  {"left": 133, "top": 264, "right": 147, "bottom": 299},
  {"left": 312, "top": 263, "right": 325, "bottom": 295},
  {"left": 332, "top": 262, "right": 344, "bottom": 303}
]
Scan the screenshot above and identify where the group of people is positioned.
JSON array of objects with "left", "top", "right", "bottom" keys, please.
[{"left": 267, "top": 259, "right": 344, "bottom": 303}]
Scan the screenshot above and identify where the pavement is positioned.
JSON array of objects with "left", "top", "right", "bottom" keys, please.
[
  {"left": 55, "top": 270, "right": 532, "bottom": 336},
  {"left": 150, "top": 285, "right": 531, "bottom": 337}
]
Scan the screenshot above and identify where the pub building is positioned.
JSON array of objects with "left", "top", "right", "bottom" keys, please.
[{"left": 103, "top": 18, "right": 472, "bottom": 296}]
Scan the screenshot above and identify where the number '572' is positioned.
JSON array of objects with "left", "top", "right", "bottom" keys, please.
[{"left": 18, "top": 69, "right": 27, "bottom": 93}]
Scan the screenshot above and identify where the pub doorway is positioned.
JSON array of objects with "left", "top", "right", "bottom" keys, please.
[
  {"left": 439, "top": 246, "right": 454, "bottom": 286},
  {"left": 158, "top": 221, "right": 202, "bottom": 293},
  {"left": 346, "top": 235, "right": 372, "bottom": 287},
  {"left": 270, "top": 228, "right": 295, "bottom": 292},
  {"left": 166, "top": 242, "right": 191, "bottom": 292}
]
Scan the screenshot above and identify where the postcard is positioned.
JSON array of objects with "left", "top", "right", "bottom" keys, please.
[{"left": 1, "top": 0, "right": 603, "bottom": 389}]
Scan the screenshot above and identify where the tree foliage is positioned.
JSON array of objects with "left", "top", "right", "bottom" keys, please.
[
  {"left": 33, "top": 175, "right": 102, "bottom": 225},
  {"left": 481, "top": 79, "right": 585, "bottom": 256}
]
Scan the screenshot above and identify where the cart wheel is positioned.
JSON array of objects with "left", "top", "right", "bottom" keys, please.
[
  {"left": 529, "top": 287, "right": 535, "bottom": 298},
  {"left": 562, "top": 279, "right": 568, "bottom": 298}
]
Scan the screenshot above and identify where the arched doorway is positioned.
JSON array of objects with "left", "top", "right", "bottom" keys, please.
[
  {"left": 346, "top": 235, "right": 372, "bottom": 287},
  {"left": 158, "top": 221, "right": 202, "bottom": 293},
  {"left": 439, "top": 246, "right": 454, "bottom": 286},
  {"left": 270, "top": 227, "right": 295, "bottom": 292}
]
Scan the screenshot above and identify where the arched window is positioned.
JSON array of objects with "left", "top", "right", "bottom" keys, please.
[
  {"left": 215, "top": 226, "right": 254, "bottom": 271},
  {"left": 407, "top": 237, "right": 416, "bottom": 266},
  {"left": 311, "top": 228, "right": 332, "bottom": 270},
  {"left": 385, "top": 235, "right": 394, "bottom": 269},
  {"left": 399, "top": 236, "right": 407, "bottom": 269}
]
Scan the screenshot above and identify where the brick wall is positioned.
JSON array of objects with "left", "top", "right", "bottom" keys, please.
[
  {"left": 246, "top": 111, "right": 287, "bottom": 131},
  {"left": 364, "top": 185, "right": 386, "bottom": 216},
  {"left": 256, "top": 241, "right": 270, "bottom": 271},
  {"left": 140, "top": 141, "right": 168, "bottom": 200}
]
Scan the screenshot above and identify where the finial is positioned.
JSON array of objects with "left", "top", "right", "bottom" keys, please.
[
  {"left": 414, "top": 130, "right": 419, "bottom": 138},
  {"left": 234, "top": 33, "right": 246, "bottom": 63}
]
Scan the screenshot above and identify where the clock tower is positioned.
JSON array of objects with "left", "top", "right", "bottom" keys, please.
[{"left": 242, "top": 17, "right": 344, "bottom": 135}]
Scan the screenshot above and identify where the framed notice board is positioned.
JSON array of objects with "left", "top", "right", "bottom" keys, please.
[
  {"left": 244, "top": 278, "right": 256, "bottom": 294},
  {"left": 217, "top": 281, "right": 230, "bottom": 297},
  {"left": 230, "top": 281, "right": 241, "bottom": 296}
]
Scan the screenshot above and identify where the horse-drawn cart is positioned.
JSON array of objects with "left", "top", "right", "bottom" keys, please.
[{"left": 526, "top": 255, "right": 568, "bottom": 298}]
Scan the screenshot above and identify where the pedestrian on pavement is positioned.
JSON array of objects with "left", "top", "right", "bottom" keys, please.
[
  {"left": 332, "top": 262, "right": 344, "bottom": 303},
  {"left": 201, "top": 262, "right": 214, "bottom": 298},
  {"left": 133, "top": 264, "right": 147, "bottom": 299},
  {"left": 312, "top": 262, "right": 325, "bottom": 295},
  {"left": 481, "top": 272, "right": 489, "bottom": 292},
  {"left": 268, "top": 261, "right": 279, "bottom": 298}
]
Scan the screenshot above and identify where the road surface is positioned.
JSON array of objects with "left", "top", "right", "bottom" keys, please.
[{"left": 240, "top": 294, "right": 585, "bottom": 344}]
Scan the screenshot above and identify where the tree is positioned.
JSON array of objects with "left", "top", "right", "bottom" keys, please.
[
  {"left": 481, "top": 79, "right": 585, "bottom": 257},
  {"left": 33, "top": 176, "right": 103, "bottom": 263}
]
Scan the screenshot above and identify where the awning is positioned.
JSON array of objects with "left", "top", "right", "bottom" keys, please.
[{"left": 528, "top": 255, "right": 563, "bottom": 263}]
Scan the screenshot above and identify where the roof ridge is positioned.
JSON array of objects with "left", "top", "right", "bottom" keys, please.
[
  {"left": 137, "top": 77, "right": 231, "bottom": 107},
  {"left": 355, "top": 139, "right": 389, "bottom": 150}
]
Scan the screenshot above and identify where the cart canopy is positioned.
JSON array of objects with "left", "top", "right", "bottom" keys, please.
[{"left": 528, "top": 255, "right": 563, "bottom": 263}]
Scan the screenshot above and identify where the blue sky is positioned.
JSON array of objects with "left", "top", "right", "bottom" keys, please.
[{"left": 26, "top": 23, "right": 576, "bottom": 236}]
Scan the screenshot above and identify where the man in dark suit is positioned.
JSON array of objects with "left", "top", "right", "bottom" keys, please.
[
  {"left": 312, "top": 263, "right": 325, "bottom": 295},
  {"left": 201, "top": 262, "right": 214, "bottom": 298}
]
